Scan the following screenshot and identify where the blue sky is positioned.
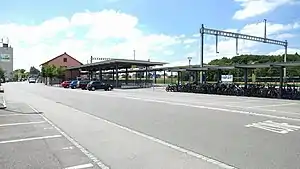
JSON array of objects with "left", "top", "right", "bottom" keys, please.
[{"left": 0, "top": 0, "right": 299, "bottom": 69}]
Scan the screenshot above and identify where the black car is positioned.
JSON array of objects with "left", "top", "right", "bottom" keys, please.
[
  {"left": 86, "top": 81, "right": 113, "bottom": 91},
  {"left": 78, "top": 80, "right": 90, "bottom": 90}
]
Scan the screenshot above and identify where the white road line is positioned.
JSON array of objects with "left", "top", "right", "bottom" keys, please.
[
  {"left": 28, "top": 100, "right": 237, "bottom": 169},
  {"left": 81, "top": 105, "right": 237, "bottom": 168},
  {"left": 93, "top": 93, "right": 300, "bottom": 122},
  {"left": 0, "top": 121, "right": 45, "bottom": 127},
  {"left": 64, "top": 163, "right": 94, "bottom": 169},
  {"left": 27, "top": 104, "right": 110, "bottom": 169},
  {"left": 247, "top": 103, "right": 298, "bottom": 108},
  {"left": 0, "top": 114, "right": 38, "bottom": 117},
  {"left": 0, "top": 135, "right": 62, "bottom": 144}
]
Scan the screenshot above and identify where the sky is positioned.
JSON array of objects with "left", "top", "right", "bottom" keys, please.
[{"left": 0, "top": 0, "right": 300, "bottom": 70}]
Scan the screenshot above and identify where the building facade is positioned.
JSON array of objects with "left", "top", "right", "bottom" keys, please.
[
  {"left": 0, "top": 43, "right": 13, "bottom": 80},
  {"left": 40, "top": 52, "right": 83, "bottom": 81}
]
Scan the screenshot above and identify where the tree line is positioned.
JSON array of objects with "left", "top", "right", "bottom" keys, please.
[
  {"left": 176, "top": 53, "right": 300, "bottom": 82},
  {"left": 205, "top": 53, "right": 300, "bottom": 81}
]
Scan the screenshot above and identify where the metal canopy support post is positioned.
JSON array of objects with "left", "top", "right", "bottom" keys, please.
[
  {"left": 284, "top": 41, "right": 288, "bottom": 80},
  {"left": 146, "top": 66, "right": 148, "bottom": 82},
  {"left": 154, "top": 71, "right": 157, "bottom": 84},
  {"left": 115, "top": 65, "right": 119, "bottom": 88},
  {"left": 99, "top": 67, "right": 102, "bottom": 81},
  {"left": 217, "top": 69, "right": 221, "bottom": 82},
  {"left": 279, "top": 66, "right": 284, "bottom": 99},
  {"left": 125, "top": 68, "right": 128, "bottom": 85},
  {"left": 244, "top": 68, "right": 248, "bottom": 89},
  {"left": 171, "top": 71, "right": 173, "bottom": 83},
  {"left": 180, "top": 72, "right": 183, "bottom": 84},
  {"left": 112, "top": 70, "right": 115, "bottom": 81},
  {"left": 163, "top": 70, "right": 166, "bottom": 84},
  {"left": 177, "top": 71, "right": 180, "bottom": 85}
]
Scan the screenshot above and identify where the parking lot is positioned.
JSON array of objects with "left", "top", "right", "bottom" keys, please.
[{"left": 0, "top": 101, "right": 101, "bottom": 169}]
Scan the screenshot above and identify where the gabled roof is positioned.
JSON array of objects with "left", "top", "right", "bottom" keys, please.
[{"left": 40, "top": 52, "right": 83, "bottom": 66}]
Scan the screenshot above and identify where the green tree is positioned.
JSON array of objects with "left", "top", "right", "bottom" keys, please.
[
  {"left": 45, "top": 65, "right": 56, "bottom": 85},
  {"left": 55, "top": 66, "right": 66, "bottom": 79},
  {"left": 0, "top": 67, "right": 5, "bottom": 82}
]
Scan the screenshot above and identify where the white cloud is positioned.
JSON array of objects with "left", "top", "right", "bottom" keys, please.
[
  {"left": 268, "top": 48, "right": 300, "bottom": 55},
  {"left": 276, "top": 33, "right": 296, "bottom": 39},
  {"left": 0, "top": 10, "right": 181, "bottom": 70},
  {"left": 233, "top": 0, "right": 296, "bottom": 20},
  {"left": 1, "top": 9, "right": 299, "bottom": 71},
  {"left": 183, "top": 39, "right": 197, "bottom": 44}
]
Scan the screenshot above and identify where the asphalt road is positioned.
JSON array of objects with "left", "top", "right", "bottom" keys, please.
[{"left": 3, "top": 82, "right": 300, "bottom": 169}]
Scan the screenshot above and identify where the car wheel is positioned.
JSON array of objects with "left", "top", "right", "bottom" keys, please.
[
  {"left": 91, "top": 87, "right": 95, "bottom": 91},
  {"left": 108, "top": 86, "right": 112, "bottom": 91}
]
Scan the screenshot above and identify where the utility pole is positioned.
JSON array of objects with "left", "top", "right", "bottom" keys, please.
[
  {"left": 133, "top": 50, "right": 136, "bottom": 60},
  {"left": 199, "top": 24, "right": 204, "bottom": 84},
  {"left": 90, "top": 56, "right": 93, "bottom": 64}
]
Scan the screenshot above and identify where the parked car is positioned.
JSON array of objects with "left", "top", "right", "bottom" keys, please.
[
  {"left": 28, "top": 78, "right": 36, "bottom": 83},
  {"left": 77, "top": 80, "right": 90, "bottom": 90},
  {"left": 61, "top": 81, "right": 71, "bottom": 88},
  {"left": 69, "top": 80, "right": 78, "bottom": 89},
  {"left": 86, "top": 81, "right": 113, "bottom": 91}
]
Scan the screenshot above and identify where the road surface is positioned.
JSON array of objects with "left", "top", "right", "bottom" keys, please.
[{"left": 2, "top": 82, "right": 300, "bottom": 169}]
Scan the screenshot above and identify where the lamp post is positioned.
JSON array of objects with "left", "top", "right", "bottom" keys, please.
[{"left": 187, "top": 56, "right": 192, "bottom": 82}]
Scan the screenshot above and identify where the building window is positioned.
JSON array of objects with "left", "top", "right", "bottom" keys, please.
[{"left": 63, "top": 58, "right": 67, "bottom": 62}]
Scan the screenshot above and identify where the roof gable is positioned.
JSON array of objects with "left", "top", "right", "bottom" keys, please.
[{"left": 40, "top": 52, "right": 83, "bottom": 66}]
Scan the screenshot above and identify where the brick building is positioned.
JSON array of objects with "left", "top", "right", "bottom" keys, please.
[{"left": 40, "top": 52, "right": 83, "bottom": 81}]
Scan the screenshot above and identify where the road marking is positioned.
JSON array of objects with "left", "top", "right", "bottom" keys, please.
[
  {"left": 0, "top": 135, "right": 62, "bottom": 144},
  {"left": 0, "top": 121, "right": 45, "bottom": 127},
  {"left": 0, "top": 114, "right": 38, "bottom": 117},
  {"left": 33, "top": 100, "right": 237, "bottom": 169},
  {"left": 245, "top": 120, "right": 300, "bottom": 134},
  {"left": 95, "top": 93, "right": 300, "bottom": 122},
  {"left": 62, "top": 146, "right": 74, "bottom": 150},
  {"left": 64, "top": 163, "right": 94, "bottom": 169},
  {"left": 27, "top": 104, "right": 110, "bottom": 169},
  {"left": 247, "top": 103, "right": 298, "bottom": 108}
]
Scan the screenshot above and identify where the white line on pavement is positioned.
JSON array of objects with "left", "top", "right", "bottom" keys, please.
[
  {"left": 64, "top": 163, "right": 94, "bottom": 169},
  {"left": 27, "top": 104, "right": 110, "bottom": 169},
  {"left": 0, "top": 114, "right": 38, "bottom": 117},
  {"left": 0, "top": 135, "right": 62, "bottom": 144},
  {"left": 33, "top": 97, "right": 237, "bottom": 169},
  {"left": 247, "top": 103, "right": 298, "bottom": 108},
  {"left": 92, "top": 92, "right": 300, "bottom": 122},
  {"left": 0, "top": 121, "right": 45, "bottom": 127}
]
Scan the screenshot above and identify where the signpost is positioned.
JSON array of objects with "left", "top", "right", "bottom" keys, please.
[{"left": 221, "top": 75, "right": 233, "bottom": 83}]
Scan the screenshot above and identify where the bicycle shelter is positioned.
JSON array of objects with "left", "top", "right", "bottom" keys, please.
[
  {"left": 235, "top": 61, "right": 300, "bottom": 98},
  {"left": 66, "top": 59, "right": 167, "bottom": 88}
]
